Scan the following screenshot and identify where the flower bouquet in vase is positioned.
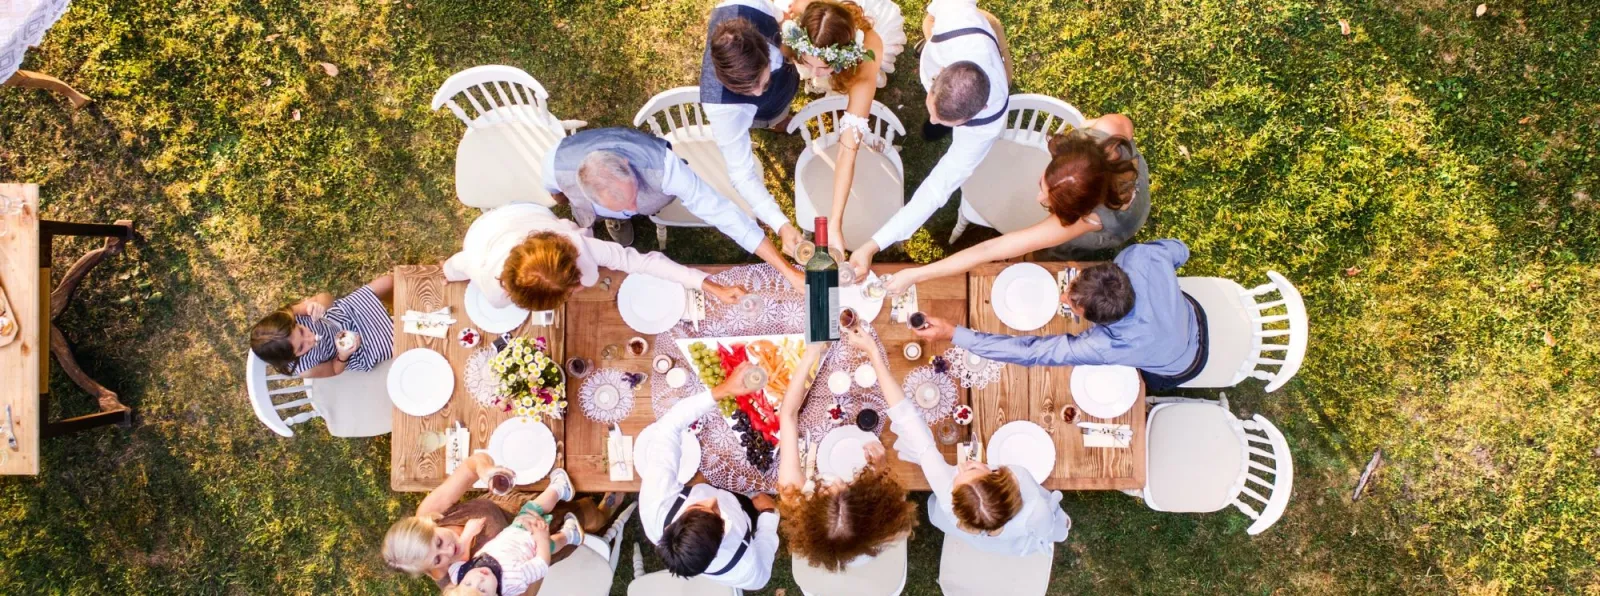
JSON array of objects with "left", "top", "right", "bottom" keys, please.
[{"left": 489, "top": 336, "right": 567, "bottom": 422}]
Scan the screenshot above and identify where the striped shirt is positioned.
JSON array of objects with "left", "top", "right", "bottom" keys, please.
[{"left": 291, "top": 286, "right": 394, "bottom": 375}]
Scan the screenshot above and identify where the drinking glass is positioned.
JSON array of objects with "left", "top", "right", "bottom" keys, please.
[
  {"left": 601, "top": 344, "right": 621, "bottom": 360},
  {"left": 626, "top": 337, "right": 649, "bottom": 357},
  {"left": 863, "top": 274, "right": 891, "bottom": 299},
  {"left": 487, "top": 468, "right": 516, "bottom": 496},
  {"left": 417, "top": 430, "right": 446, "bottom": 453},
  {"left": 742, "top": 367, "right": 768, "bottom": 392},
  {"left": 934, "top": 419, "right": 962, "bottom": 446},
  {"left": 566, "top": 357, "right": 594, "bottom": 378}
]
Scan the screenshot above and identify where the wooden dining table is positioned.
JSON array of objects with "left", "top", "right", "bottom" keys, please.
[{"left": 389, "top": 260, "right": 1146, "bottom": 494}]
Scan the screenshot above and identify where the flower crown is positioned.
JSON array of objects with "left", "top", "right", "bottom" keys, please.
[{"left": 781, "top": 20, "right": 875, "bottom": 71}]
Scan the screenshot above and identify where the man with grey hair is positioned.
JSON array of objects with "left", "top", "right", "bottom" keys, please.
[
  {"left": 542, "top": 126, "right": 804, "bottom": 289},
  {"left": 845, "top": 0, "right": 1013, "bottom": 282}
]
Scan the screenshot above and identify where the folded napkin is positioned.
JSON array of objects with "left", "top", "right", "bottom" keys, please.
[
  {"left": 403, "top": 307, "right": 455, "bottom": 338},
  {"left": 1057, "top": 269, "right": 1081, "bottom": 323},
  {"left": 683, "top": 288, "right": 706, "bottom": 328},
  {"left": 444, "top": 425, "right": 471, "bottom": 473},
  {"left": 890, "top": 284, "right": 919, "bottom": 324},
  {"left": 1078, "top": 422, "right": 1133, "bottom": 448},
  {"left": 607, "top": 431, "right": 635, "bottom": 482}
]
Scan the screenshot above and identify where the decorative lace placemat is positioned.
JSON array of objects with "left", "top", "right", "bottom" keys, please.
[
  {"left": 464, "top": 348, "right": 502, "bottom": 408},
  {"left": 943, "top": 346, "right": 1005, "bottom": 389},
  {"left": 902, "top": 365, "right": 959, "bottom": 423},
  {"left": 649, "top": 264, "right": 887, "bottom": 493},
  {"left": 579, "top": 369, "right": 636, "bottom": 426}
]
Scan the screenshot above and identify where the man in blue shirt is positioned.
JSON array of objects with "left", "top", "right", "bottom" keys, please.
[{"left": 914, "top": 239, "right": 1209, "bottom": 390}]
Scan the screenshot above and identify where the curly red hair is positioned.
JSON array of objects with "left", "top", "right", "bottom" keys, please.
[{"left": 778, "top": 463, "right": 917, "bottom": 571}]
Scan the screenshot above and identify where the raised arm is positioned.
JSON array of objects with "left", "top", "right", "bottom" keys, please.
[
  {"left": 703, "top": 103, "right": 794, "bottom": 237},
  {"left": 417, "top": 452, "right": 497, "bottom": 518},
  {"left": 660, "top": 153, "right": 804, "bottom": 289},
  {"left": 777, "top": 343, "right": 830, "bottom": 490},
  {"left": 578, "top": 235, "right": 710, "bottom": 291},
  {"left": 824, "top": 51, "right": 883, "bottom": 252},
  {"left": 888, "top": 216, "right": 1099, "bottom": 294}
]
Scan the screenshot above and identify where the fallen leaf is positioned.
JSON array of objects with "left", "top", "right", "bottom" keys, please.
[
  {"left": 291, "top": 109, "right": 301, "bottom": 121},
  {"left": 1518, "top": 115, "right": 1533, "bottom": 124},
  {"left": 1543, "top": 330, "right": 1555, "bottom": 346},
  {"left": 1344, "top": 266, "right": 1362, "bottom": 276},
  {"left": 265, "top": 33, "right": 281, "bottom": 42},
  {"left": 1339, "top": 19, "right": 1351, "bottom": 36},
  {"left": 1475, "top": 3, "right": 1487, "bottom": 17},
  {"left": 1178, "top": 144, "right": 1191, "bottom": 158},
  {"left": 263, "top": 78, "right": 273, "bottom": 87},
  {"left": 317, "top": 61, "right": 339, "bottom": 77}
]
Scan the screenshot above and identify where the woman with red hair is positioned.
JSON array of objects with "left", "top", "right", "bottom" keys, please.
[{"left": 883, "top": 114, "right": 1149, "bottom": 294}]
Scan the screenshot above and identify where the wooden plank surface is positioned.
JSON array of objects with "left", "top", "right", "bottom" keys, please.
[
  {"left": 561, "top": 264, "right": 969, "bottom": 492},
  {"left": 389, "top": 265, "right": 563, "bottom": 493},
  {"left": 0, "top": 184, "right": 39, "bottom": 475},
  {"left": 968, "top": 261, "right": 1147, "bottom": 491}
]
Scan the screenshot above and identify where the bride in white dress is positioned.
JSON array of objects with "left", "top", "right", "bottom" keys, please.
[{"left": 775, "top": 0, "right": 906, "bottom": 251}]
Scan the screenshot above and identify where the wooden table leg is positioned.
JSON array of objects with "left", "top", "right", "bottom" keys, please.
[{"left": 38, "top": 219, "right": 136, "bottom": 435}]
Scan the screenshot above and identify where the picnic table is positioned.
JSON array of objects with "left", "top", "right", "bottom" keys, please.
[
  {"left": 388, "top": 261, "right": 1145, "bottom": 493},
  {"left": 1, "top": 183, "right": 139, "bottom": 476}
]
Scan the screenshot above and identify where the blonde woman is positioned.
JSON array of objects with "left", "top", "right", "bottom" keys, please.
[
  {"left": 777, "top": 0, "right": 905, "bottom": 252},
  {"left": 383, "top": 452, "right": 617, "bottom": 590},
  {"left": 847, "top": 323, "right": 1071, "bottom": 555}
]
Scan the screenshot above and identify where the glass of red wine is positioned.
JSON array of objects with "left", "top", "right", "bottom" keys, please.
[
  {"left": 487, "top": 468, "right": 515, "bottom": 496},
  {"left": 907, "top": 311, "right": 929, "bottom": 330}
]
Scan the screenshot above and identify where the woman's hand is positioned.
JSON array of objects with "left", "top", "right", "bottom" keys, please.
[
  {"left": 702, "top": 280, "right": 747, "bottom": 305},
  {"left": 459, "top": 517, "right": 487, "bottom": 550},
  {"left": 886, "top": 268, "right": 920, "bottom": 296},
  {"left": 1077, "top": 213, "right": 1104, "bottom": 232},
  {"left": 778, "top": 224, "right": 803, "bottom": 258},
  {"left": 300, "top": 299, "right": 327, "bottom": 321},
  {"left": 841, "top": 324, "right": 883, "bottom": 364},
  {"left": 829, "top": 222, "right": 847, "bottom": 255},
  {"left": 335, "top": 331, "right": 362, "bottom": 359},
  {"left": 713, "top": 362, "right": 756, "bottom": 399},
  {"left": 863, "top": 440, "right": 887, "bottom": 466},
  {"left": 846, "top": 243, "right": 878, "bottom": 285}
]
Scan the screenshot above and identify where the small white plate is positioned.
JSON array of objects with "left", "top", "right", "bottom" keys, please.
[
  {"left": 593, "top": 384, "right": 621, "bottom": 408},
  {"left": 913, "top": 381, "right": 941, "bottom": 409},
  {"left": 487, "top": 418, "right": 557, "bottom": 485},
  {"left": 1070, "top": 364, "right": 1141, "bottom": 419},
  {"left": 987, "top": 421, "right": 1056, "bottom": 484},
  {"left": 665, "top": 367, "right": 689, "bottom": 388},
  {"left": 387, "top": 348, "right": 455, "bottom": 416},
  {"left": 634, "top": 429, "right": 700, "bottom": 484},
  {"left": 991, "top": 263, "right": 1059, "bottom": 332},
  {"left": 465, "top": 281, "right": 530, "bottom": 334},
  {"left": 853, "top": 364, "right": 877, "bottom": 388},
  {"left": 816, "top": 426, "right": 879, "bottom": 480},
  {"left": 840, "top": 272, "right": 885, "bottom": 324},
  {"left": 618, "top": 274, "right": 687, "bottom": 335},
  {"left": 828, "top": 370, "right": 851, "bottom": 395}
]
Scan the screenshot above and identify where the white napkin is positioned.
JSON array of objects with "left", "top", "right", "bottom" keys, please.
[
  {"left": 607, "top": 430, "right": 634, "bottom": 482},
  {"left": 444, "top": 424, "right": 471, "bottom": 473},
  {"left": 1078, "top": 422, "right": 1132, "bottom": 448},
  {"left": 403, "top": 307, "right": 455, "bottom": 338}
]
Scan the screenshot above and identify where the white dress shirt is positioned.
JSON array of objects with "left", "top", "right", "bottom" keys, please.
[
  {"left": 886, "top": 400, "right": 1070, "bottom": 556},
  {"left": 638, "top": 391, "right": 781, "bottom": 590},
  {"left": 868, "top": 0, "right": 1010, "bottom": 249},
  {"left": 702, "top": 0, "right": 795, "bottom": 234},
  {"left": 442, "top": 203, "right": 709, "bottom": 308},
  {"left": 541, "top": 145, "right": 769, "bottom": 253}
]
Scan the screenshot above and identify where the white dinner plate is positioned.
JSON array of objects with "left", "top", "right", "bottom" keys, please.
[
  {"left": 487, "top": 417, "right": 557, "bottom": 485},
  {"left": 386, "top": 348, "right": 455, "bottom": 416},
  {"left": 828, "top": 371, "right": 852, "bottom": 395},
  {"left": 465, "top": 281, "right": 530, "bottom": 334},
  {"left": 634, "top": 429, "right": 700, "bottom": 484},
  {"left": 987, "top": 421, "right": 1056, "bottom": 484},
  {"left": 840, "top": 272, "right": 885, "bottom": 324},
  {"left": 991, "top": 263, "right": 1059, "bottom": 332},
  {"left": 1070, "top": 364, "right": 1142, "bottom": 419},
  {"left": 618, "top": 274, "right": 687, "bottom": 335},
  {"left": 816, "top": 426, "right": 880, "bottom": 480},
  {"left": 853, "top": 364, "right": 877, "bottom": 388}
]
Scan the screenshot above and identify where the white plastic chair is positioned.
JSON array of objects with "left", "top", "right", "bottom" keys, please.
[
  {"left": 431, "top": 65, "right": 585, "bottom": 210},
  {"left": 244, "top": 353, "right": 393, "bottom": 438},
  {"left": 1178, "top": 271, "right": 1309, "bottom": 392},
  {"left": 792, "top": 538, "right": 908, "bottom": 596},
  {"left": 938, "top": 536, "right": 1053, "bottom": 596},
  {"left": 540, "top": 501, "right": 638, "bottom": 595},
  {"left": 951, "top": 94, "right": 1087, "bottom": 243},
  {"left": 787, "top": 94, "right": 907, "bottom": 252},
  {"left": 1141, "top": 402, "right": 1294, "bottom": 535},
  {"left": 627, "top": 571, "right": 741, "bottom": 595},
  {"left": 631, "top": 86, "right": 759, "bottom": 248}
]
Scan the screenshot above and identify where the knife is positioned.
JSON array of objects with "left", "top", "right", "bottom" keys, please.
[{"left": 5, "top": 404, "right": 16, "bottom": 449}]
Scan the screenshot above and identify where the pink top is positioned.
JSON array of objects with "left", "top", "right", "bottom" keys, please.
[{"left": 443, "top": 203, "right": 710, "bottom": 308}]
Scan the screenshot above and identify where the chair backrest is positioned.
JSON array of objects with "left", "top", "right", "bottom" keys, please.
[
  {"left": 627, "top": 570, "right": 741, "bottom": 596},
  {"left": 633, "top": 86, "right": 713, "bottom": 140},
  {"left": 1234, "top": 414, "right": 1294, "bottom": 535},
  {"left": 1240, "top": 271, "right": 1309, "bottom": 392},
  {"left": 999, "top": 94, "right": 1086, "bottom": 148},
  {"left": 430, "top": 65, "right": 554, "bottom": 129},
  {"left": 244, "top": 352, "right": 318, "bottom": 437},
  {"left": 786, "top": 95, "right": 907, "bottom": 161}
]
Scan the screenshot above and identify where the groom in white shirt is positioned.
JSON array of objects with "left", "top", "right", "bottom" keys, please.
[
  {"left": 638, "top": 363, "right": 780, "bottom": 590},
  {"left": 846, "top": 0, "right": 1013, "bottom": 280}
]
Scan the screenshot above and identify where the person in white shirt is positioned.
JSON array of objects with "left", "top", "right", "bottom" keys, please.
[
  {"left": 442, "top": 203, "right": 746, "bottom": 311},
  {"left": 541, "top": 126, "right": 804, "bottom": 289},
  {"left": 846, "top": 323, "right": 1072, "bottom": 556},
  {"left": 637, "top": 363, "right": 781, "bottom": 591},
  {"left": 845, "top": 0, "right": 1014, "bottom": 282},
  {"left": 701, "top": 0, "right": 807, "bottom": 255}
]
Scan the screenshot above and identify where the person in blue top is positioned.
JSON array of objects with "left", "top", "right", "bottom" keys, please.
[{"left": 913, "top": 239, "right": 1209, "bottom": 390}]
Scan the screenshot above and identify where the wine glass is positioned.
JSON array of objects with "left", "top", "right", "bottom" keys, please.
[{"left": 417, "top": 430, "right": 446, "bottom": 453}]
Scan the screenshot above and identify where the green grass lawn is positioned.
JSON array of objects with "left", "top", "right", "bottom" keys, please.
[{"left": 2, "top": 0, "right": 1596, "bottom": 593}]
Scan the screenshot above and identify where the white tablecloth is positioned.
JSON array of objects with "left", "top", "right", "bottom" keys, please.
[{"left": 1, "top": 0, "right": 72, "bottom": 81}]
